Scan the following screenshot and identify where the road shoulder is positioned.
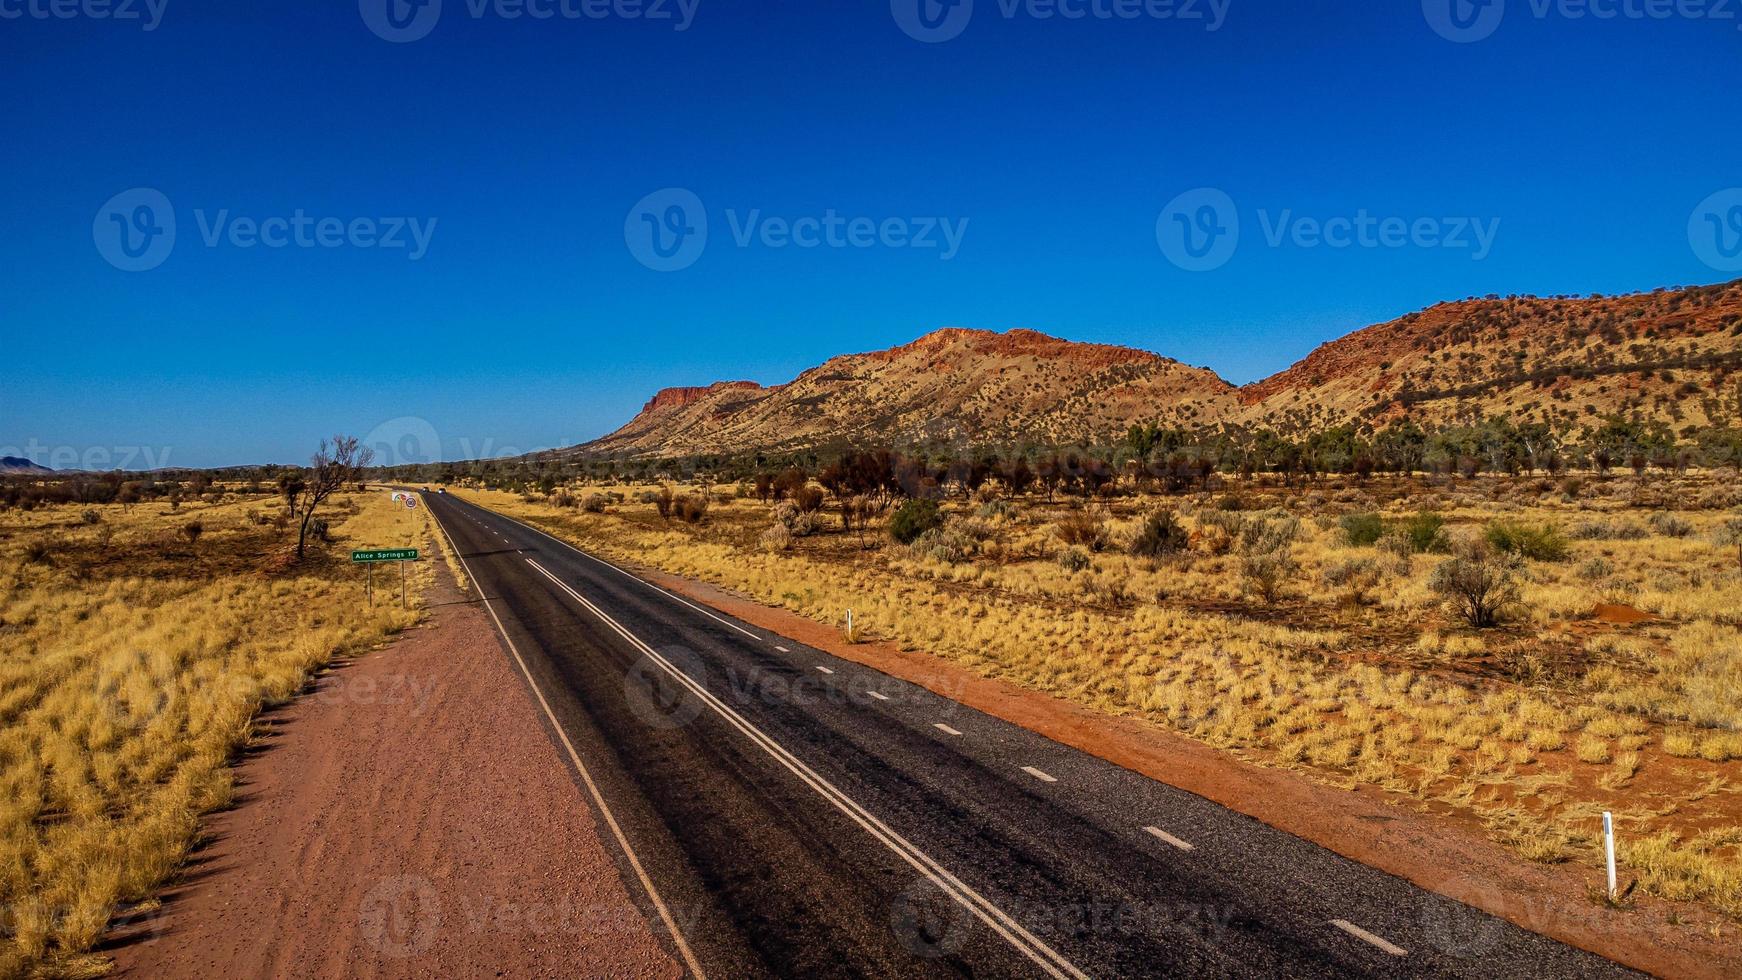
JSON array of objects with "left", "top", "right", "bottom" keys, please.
[{"left": 106, "top": 558, "right": 680, "bottom": 979}]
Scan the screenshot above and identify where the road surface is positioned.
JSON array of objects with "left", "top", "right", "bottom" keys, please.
[{"left": 423, "top": 491, "right": 1634, "bottom": 979}]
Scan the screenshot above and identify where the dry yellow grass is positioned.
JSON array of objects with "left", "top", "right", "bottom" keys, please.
[
  {"left": 0, "top": 490, "right": 435, "bottom": 976},
  {"left": 455, "top": 472, "right": 1742, "bottom": 923}
]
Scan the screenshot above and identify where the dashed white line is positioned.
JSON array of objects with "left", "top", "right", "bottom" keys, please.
[
  {"left": 1142, "top": 826, "right": 1195, "bottom": 851},
  {"left": 775, "top": 645, "right": 790, "bottom": 653},
  {"left": 868, "top": 691, "right": 890, "bottom": 701},
  {"left": 1329, "top": 920, "right": 1408, "bottom": 957},
  {"left": 814, "top": 665, "right": 835, "bottom": 675},
  {"left": 1021, "top": 766, "right": 1057, "bottom": 783},
  {"left": 934, "top": 723, "right": 963, "bottom": 736}
]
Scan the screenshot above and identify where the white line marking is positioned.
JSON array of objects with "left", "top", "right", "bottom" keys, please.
[
  {"left": 424, "top": 505, "right": 705, "bottom": 979},
  {"left": 815, "top": 665, "right": 835, "bottom": 675},
  {"left": 523, "top": 557, "right": 1085, "bottom": 980},
  {"left": 1021, "top": 766, "right": 1057, "bottom": 783},
  {"left": 774, "top": 645, "right": 790, "bottom": 653},
  {"left": 934, "top": 723, "right": 963, "bottom": 736},
  {"left": 1329, "top": 919, "right": 1408, "bottom": 957},
  {"left": 868, "top": 691, "right": 890, "bottom": 701},
  {"left": 468, "top": 506, "right": 766, "bottom": 641},
  {"left": 1142, "top": 826, "right": 1195, "bottom": 851}
]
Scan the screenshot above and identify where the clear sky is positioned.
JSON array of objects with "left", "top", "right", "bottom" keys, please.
[{"left": 3, "top": 0, "right": 1739, "bottom": 468}]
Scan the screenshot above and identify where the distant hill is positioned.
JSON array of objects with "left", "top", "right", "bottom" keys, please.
[
  {"left": 574, "top": 279, "right": 1742, "bottom": 458},
  {"left": 0, "top": 456, "right": 52, "bottom": 475}
]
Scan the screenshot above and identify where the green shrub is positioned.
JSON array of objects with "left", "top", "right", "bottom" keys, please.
[
  {"left": 1339, "top": 512, "right": 1385, "bottom": 547},
  {"left": 1056, "top": 546, "right": 1091, "bottom": 572},
  {"left": 888, "top": 498, "right": 944, "bottom": 544},
  {"left": 1400, "top": 511, "right": 1448, "bottom": 554},
  {"left": 1485, "top": 520, "right": 1569, "bottom": 562}
]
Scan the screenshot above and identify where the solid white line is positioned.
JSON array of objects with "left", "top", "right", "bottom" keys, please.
[
  {"left": 934, "top": 723, "right": 963, "bottom": 736},
  {"left": 524, "top": 557, "right": 1086, "bottom": 980},
  {"left": 468, "top": 504, "right": 766, "bottom": 641},
  {"left": 1142, "top": 826, "right": 1195, "bottom": 852},
  {"left": 815, "top": 666, "right": 835, "bottom": 675},
  {"left": 867, "top": 691, "right": 890, "bottom": 701},
  {"left": 1021, "top": 766, "right": 1057, "bottom": 783},
  {"left": 426, "top": 504, "right": 706, "bottom": 979},
  {"left": 1329, "top": 919, "right": 1408, "bottom": 957}
]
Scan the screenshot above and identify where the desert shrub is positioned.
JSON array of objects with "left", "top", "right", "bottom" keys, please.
[
  {"left": 1238, "top": 516, "right": 1299, "bottom": 604},
  {"left": 182, "top": 521, "right": 204, "bottom": 545},
  {"left": 581, "top": 493, "right": 608, "bottom": 513},
  {"left": 1240, "top": 549, "right": 1298, "bottom": 605},
  {"left": 794, "top": 486, "right": 826, "bottom": 514},
  {"left": 23, "top": 538, "right": 53, "bottom": 564},
  {"left": 655, "top": 486, "right": 675, "bottom": 520},
  {"left": 1323, "top": 557, "right": 1382, "bottom": 606},
  {"left": 773, "top": 501, "right": 823, "bottom": 537},
  {"left": 888, "top": 499, "right": 944, "bottom": 545},
  {"left": 1190, "top": 522, "right": 1235, "bottom": 556},
  {"left": 1215, "top": 493, "right": 1246, "bottom": 511},
  {"left": 1577, "top": 557, "right": 1615, "bottom": 582},
  {"left": 1485, "top": 520, "right": 1569, "bottom": 562},
  {"left": 80, "top": 509, "right": 101, "bottom": 525},
  {"left": 1340, "top": 512, "right": 1385, "bottom": 547},
  {"left": 1399, "top": 511, "right": 1449, "bottom": 554},
  {"left": 551, "top": 491, "right": 577, "bottom": 508},
  {"left": 636, "top": 490, "right": 661, "bottom": 505},
  {"left": 1128, "top": 510, "right": 1188, "bottom": 559},
  {"left": 1430, "top": 544, "right": 1521, "bottom": 628},
  {"left": 1571, "top": 519, "right": 1648, "bottom": 541},
  {"left": 975, "top": 499, "right": 1017, "bottom": 521},
  {"left": 1718, "top": 518, "right": 1742, "bottom": 571},
  {"left": 1056, "top": 546, "right": 1092, "bottom": 573},
  {"left": 673, "top": 494, "right": 708, "bottom": 524},
  {"left": 759, "top": 524, "right": 794, "bottom": 552},
  {"left": 307, "top": 518, "right": 331, "bottom": 543},
  {"left": 1197, "top": 509, "right": 1247, "bottom": 536},
  {"left": 908, "top": 527, "right": 977, "bottom": 564},
  {"left": 1053, "top": 509, "right": 1107, "bottom": 552},
  {"left": 1648, "top": 513, "right": 1693, "bottom": 538}
]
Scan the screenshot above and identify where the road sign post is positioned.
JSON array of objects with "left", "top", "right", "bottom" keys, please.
[{"left": 352, "top": 549, "right": 419, "bottom": 609}]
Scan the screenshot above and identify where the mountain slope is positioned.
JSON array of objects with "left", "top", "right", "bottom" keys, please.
[
  {"left": 582, "top": 328, "right": 1238, "bottom": 456},
  {"left": 0, "top": 456, "right": 52, "bottom": 475},
  {"left": 579, "top": 280, "right": 1742, "bottom": 458}
]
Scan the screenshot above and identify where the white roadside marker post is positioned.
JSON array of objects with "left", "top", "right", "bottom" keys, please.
[
  {"left": 846, "top": 608, "right": 854, "bottom": 642},
  {"left": 1603, "top": 811, "right": 1618, "bottom": 902}
]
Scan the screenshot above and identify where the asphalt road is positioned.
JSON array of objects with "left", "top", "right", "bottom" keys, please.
[{"left": 422, "top": 490, "right": 1636, "bottom": 980}]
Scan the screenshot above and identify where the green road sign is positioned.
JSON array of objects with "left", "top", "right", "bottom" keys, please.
[{"left": 351, "top": 548, "right": 419, "bottom": 563}]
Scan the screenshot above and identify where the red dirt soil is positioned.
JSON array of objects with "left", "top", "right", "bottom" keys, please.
[
  {"left": 631, "top": 566, "right": 1740, "bottom": 980},
  {"left": 106, "top": 567, "right": 679, "bottom": 979}
]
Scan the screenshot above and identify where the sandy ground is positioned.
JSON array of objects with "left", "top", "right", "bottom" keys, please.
[
  {"left": 631, "top": 565, "right": 1741, "bottom": 980},
  {"left": 106, "top": 564, "right": 679, "bottom": 979}
]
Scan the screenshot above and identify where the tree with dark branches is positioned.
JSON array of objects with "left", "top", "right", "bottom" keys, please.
[{"left": 295, "top": 435, "right": 374, "bottom": 560}]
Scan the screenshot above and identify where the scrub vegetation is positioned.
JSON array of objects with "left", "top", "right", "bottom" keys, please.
[{"left": 0, "top": 476, "right": 436, "bottom": 977}]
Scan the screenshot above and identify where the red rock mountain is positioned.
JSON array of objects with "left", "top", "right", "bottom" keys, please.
[{"left": 578, "top": 280, "right": 1742, "bottom": 457}]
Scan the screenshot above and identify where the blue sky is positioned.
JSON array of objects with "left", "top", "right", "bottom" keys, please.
[{"left": 3, "top": 0, "right": 1739, "bottom": 468}]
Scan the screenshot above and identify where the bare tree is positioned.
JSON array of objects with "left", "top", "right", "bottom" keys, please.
[{"left": 295, "top": 436, "right": 374, "bottom": 560}]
